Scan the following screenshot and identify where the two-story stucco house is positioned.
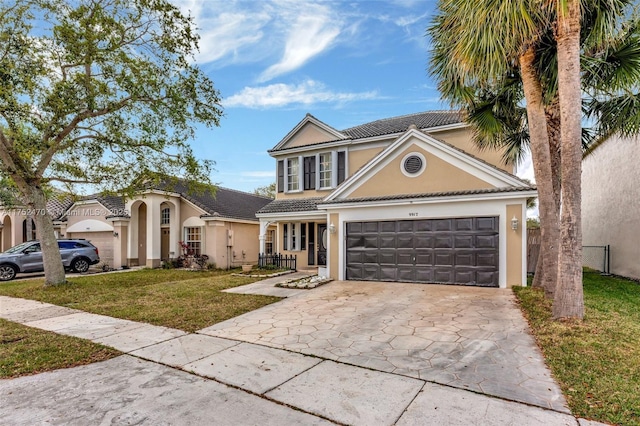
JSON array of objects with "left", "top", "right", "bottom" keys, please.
[{"left": 256, "top": 111, "right": 536, "bottom": 288}]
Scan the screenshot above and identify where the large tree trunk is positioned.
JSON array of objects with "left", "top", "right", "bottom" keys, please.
[
  {"left": 27, "top": 186, "right": 66, "bottom": 286},
  {"left": 553, "top": 0, "right": 584, "bottom": 319},
  {"left": 520, "top": 47, "right": 560, "bottom": 298}
]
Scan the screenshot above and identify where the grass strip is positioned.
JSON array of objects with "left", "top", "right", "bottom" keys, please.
[
  {"left": 0, "top": 319, "right": 120, "bottom": 379},
  {"left": 514, "top": 271, "right": 640, "bottom": 425}
]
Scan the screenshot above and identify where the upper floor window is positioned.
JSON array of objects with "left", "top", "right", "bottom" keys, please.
[
  {"left": 287, "top": 157, "right": 300, "bottom": 191},
  {"left": 319, "top": 152, "right": 332, "bottom": 188},
  {"left": 277, "top": 151, "right": 346, "bottom": 194},
  {"left": 161, "top": 207, "right": 170, "bottom": 225}
]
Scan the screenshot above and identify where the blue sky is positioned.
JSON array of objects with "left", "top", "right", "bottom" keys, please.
[{"left": 173, "top": 0, "right": 534, "bottom": 193}]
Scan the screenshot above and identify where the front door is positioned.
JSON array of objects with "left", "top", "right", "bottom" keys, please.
[
  {"left": 317, "top": 223, "right": 327, "bottom": 266},
  {"left": 161, "top": 228, "right": 170, "bottom": 260}
]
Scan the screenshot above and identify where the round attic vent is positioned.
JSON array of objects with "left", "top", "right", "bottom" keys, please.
[{"left": 401, "top": 153, "right": 426, "bottom": 177}]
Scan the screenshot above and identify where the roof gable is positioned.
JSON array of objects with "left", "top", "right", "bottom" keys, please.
[
  {"left": 325, "top": 129, "right": 529, "bottom": 202},
  {"left": 271, "top": 114, "right": 345, "bottom": 152}
]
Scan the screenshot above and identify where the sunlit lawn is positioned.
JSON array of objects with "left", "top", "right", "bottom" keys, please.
[
  {"left": 514, "top": 271, "right": 640, "bottom": 426},
  {"left": 0, "top": 268, "right": 281, "bottom": 333}
]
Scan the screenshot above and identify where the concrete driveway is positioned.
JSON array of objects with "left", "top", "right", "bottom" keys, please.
[{"left": 201, "top": 280, "right": 568, "bottom": 412}]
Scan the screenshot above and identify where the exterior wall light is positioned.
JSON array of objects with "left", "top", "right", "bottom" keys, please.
[
  {"left": 113, "top": 231, "right": 119, "bottom": 237},
  {"left": 329, "top": 223, "right": 336, "bottom": 234},
  {"left": 511, "top": 216, "right": 519, "bottom": 231}
]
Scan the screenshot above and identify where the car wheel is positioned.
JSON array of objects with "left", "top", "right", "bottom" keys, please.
[
  {"left": 0, "top": 264, "right": 17, "bottom": 281},
  {"left": 72, "top": 258, "right": 90, "bottom": 273}
]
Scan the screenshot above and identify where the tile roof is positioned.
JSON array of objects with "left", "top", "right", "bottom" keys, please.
[
  {"left": 318, "top": 187, "right": 537, "bottom": 206},
  {"left": 153, "top": 179, "right": 273, "bottom": 221},
  {"left": 269, "top": 110, "right": 464, "bottom": 153},
  {"left": 341, "top": 111, "right": 464, "bottom": 139},
  {"left": 257, "top": 197, "right": 324, "bottom": 214},
  {"left": 65, "top": 179, "right": 272, "bottom": 222}
]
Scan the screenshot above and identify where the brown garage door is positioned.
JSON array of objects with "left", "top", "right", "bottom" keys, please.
[{"left": 345, "top": 217, "right": 499, "bottom": 287}]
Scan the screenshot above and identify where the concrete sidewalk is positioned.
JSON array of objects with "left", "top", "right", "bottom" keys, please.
[{"left": 0, "top": 292, "right": 603, "bottom": 425}]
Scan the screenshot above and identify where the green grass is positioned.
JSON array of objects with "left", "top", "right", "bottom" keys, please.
[
  {"left": 514, "top": 271, "right": 640, "bottom": 425},
  {"left": 0, "top": 268, "right": 281, "bottom": 333},
  {"left": 0, "top": 318, "right": 120, "bottom": 379}
]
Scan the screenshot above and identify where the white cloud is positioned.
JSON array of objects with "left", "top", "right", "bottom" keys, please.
[
  {"left": 225, "top": 79, "right": 379, "bottom": 109},
  {"left": 258, "top": 6, "right": 342, "bottom": 82}
]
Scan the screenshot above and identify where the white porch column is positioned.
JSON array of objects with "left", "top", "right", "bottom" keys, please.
[
  {"left": 146, "top": 197, "right": 162, "bottom": 268},
  {"left": 170, "top": 200, "right": 180, "bottom": 259},
  {"left": 259, "top": 219, "right": 272, "bottom": 254},
  {"left": 126, "top": 201, "right": 138, "bottom": 263}
]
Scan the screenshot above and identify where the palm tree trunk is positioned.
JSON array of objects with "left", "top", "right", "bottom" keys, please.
[
  {"left": 553, "top": 0, "right": 584, "bottom": 319},
  {"left": 520, "top": 47, "right": 560, "bottom": 298}
]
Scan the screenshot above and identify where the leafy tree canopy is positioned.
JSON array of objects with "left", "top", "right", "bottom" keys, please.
[
  {"left": 0, "top": 0, "right": 223, "bottom": 196},
  {"left": 253, "top": 182, "right": 276, "bottom": 199}
]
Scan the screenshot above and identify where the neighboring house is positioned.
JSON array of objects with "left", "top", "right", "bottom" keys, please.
[
  {"left": 0, "top": 181, "right": 273, "bottom": 270},
  {"left": 257, "top": 111, "right": 536, "bottom": 288},
  {"left": 582, "top": 134, "right": 640, "bottom": 280},
  {"left": 0, "top": 197, "right": 72, "bottom": 252}
]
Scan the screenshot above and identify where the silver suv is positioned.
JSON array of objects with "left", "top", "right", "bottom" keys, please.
[{"left": 0, "top": 239, "right": 100, "bottom": 281}]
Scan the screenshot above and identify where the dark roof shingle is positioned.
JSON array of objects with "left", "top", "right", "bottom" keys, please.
[
  {"left": 341, "top": 111, "right": 463, "bottom": 139},
  {"left": 257, "top": 197, "right": 324, "bottom": 214},
  {"left": 269, "top": 110, "right": 464, "bottom": 153}
]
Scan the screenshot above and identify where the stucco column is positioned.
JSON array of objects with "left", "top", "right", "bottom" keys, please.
[
  {"left": 146, "top": 197, "right": 162, "bottom": 268},
  {"left": 11, "top": 215, "right": 22, "bottom": 246},
  {"left": 259, "top": 219, "right": 272, "bottom": 254},
  {"left": 126, "top": 201, "right": 138, "bottom": 265},
  {"left": 170, "top": 201, "right": 180, "bottom": 259},
  {"left": 109, "top": 218, "right": 130, "bottom": 269}
]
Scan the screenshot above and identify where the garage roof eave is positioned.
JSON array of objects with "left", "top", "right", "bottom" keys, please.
[{"left": 318, "top": 188, "right": 538, "bottom": 209}]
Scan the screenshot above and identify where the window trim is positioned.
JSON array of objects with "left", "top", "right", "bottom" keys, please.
[
  {"left": 183, "top": 226, "right": 203, "bottom": 256},
  {"left": 286, "top": 156, "right": 302, "bottom": 192},
  {"left": 318, "top": 152, "right": 333, "bottom": 189},
  {"left": 400, "top": 152, "right": 427, "bottom": 177},
  {"left": 161, "top": 207, "right": 170, "bottom": 226}
]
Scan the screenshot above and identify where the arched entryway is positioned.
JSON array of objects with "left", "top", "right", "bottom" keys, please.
[
  {"left": 137, "top": 203, "right": 147, "bottom": 266},
  {"left": 160, "top": 201, "right": 177, "bottom": 261},
  {"left": 22, "top": 218, "right": 36, "bottom": 242}
]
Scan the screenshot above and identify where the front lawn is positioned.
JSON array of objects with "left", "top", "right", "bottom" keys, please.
[
  {"left": 0, "top": 318, "right": 120, "bottom": 379},
  {"left": 0, "top": 269, "right": 281, "bottom": 333},
  {"left": 514, "top": 271, "right": 640, "bottom": 426}
]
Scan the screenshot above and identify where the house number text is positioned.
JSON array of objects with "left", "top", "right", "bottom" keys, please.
[{"left": 409, "top": 212, "right": 419, "bottom": 217}]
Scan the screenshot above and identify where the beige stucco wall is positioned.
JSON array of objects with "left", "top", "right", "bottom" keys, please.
[
  {"left": 348, "top": 146, "right": 386, "bottom": 175},
  {"left": 203, "top": 220, "right": 261, "bottom": 269},
  {"left": 506, "top": 204, "right": 524, "bottom": 287},
  {"left": 285, "top": 122, "right": 336, "bottom": 148},
  {"left": 431, "top": 127, "right": 512, "bottom": 172},
  {"left": 348, "top": 144, "right": 493, "bottom": 199},
  {"left": 582, "top": 135, "right": 640, "bottom": 279}
]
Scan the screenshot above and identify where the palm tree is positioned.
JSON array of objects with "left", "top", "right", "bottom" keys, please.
[
  {"left": 429, "top": 0, "right": 639, "bottom": 319},
  {"left": 429, "top": 0, "right": 560, "bottom": 298},
  {"left": 553, "top": 0, "right": 584, "bottom": 319}
]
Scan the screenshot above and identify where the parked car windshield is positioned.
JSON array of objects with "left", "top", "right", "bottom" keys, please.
[{"left": 3, "top": 241, "right": 35, "bottom": 254}]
